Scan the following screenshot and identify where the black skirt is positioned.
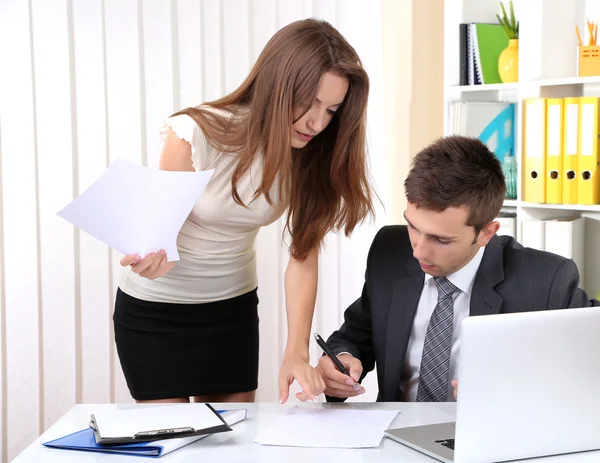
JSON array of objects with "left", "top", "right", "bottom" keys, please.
[{"left": 113, "top": 287, "right": 259, "bottom": 400}]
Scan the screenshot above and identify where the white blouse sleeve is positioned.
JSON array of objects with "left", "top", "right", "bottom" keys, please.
[{"left": 159, "top": 113, "right": 216, "bottom": 171}]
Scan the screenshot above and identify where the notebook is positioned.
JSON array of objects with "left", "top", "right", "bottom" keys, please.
[
  {"left": 471, "top": 23, "right": 508, "bottom": 85},
  {"left": 460, "top": 23, "right": 509, "bottom": 85},
  {"left": 42, "top": 408, "right": 247, "bottom": 457},
  {"left": 90, "top": 403, "right": 231, "bottom": 445},
  {"left": 465, "top": 23, "right": 480, "bottom": 85}
]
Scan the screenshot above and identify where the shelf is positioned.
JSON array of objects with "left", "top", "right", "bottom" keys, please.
[
  {"left": 520, "top": 202, "right": 600, "bottom": 212},
  {"left": 451, "top": 83, "right": 519, "bottom": 92},
  {"left": 450, "top": 76, "right": 600, "bottom": 93},
  {"left": 503, "top": 200, "right": 519, "bottom": 207},
  {"left": 502, "top": 200, "right": 600, "bottom": 212},
  {"left": 528, "top": 76, "right": 600, "bottom": 87}
]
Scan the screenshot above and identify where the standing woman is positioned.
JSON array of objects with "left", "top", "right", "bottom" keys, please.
[{"left": 115, "top": 18, "right": 374, "bottom": 404}]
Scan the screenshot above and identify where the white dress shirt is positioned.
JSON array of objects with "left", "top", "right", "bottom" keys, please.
[{"left": 399, "top": 247, "right": 485, "bottom": 402}]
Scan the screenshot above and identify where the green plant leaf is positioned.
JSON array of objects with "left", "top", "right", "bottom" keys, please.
[
  {"left": 497, "top": 14, "right": 514, "bottom": 38},
  {"left": 509, "top": 0, "right": 515, "bottom": 30},
  {"left": 500, "top": 1, "right": 509, "bottom": 24},
  {"left": 498, "top": 1, "right": 518, "bottom": 38}
]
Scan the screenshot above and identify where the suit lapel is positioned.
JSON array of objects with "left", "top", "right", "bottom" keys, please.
[
  {"left": 382, "top": 235, "right": 506, "bottom": 400},
  {"left": 470, "top": 235, "right": 505, "bottom": 316},
  {"left": 384, "top": 268, "right": 424, "bottom": 401}
]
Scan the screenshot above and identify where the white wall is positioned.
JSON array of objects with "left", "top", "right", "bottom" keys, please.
[
  {"left": 381, "top": 0, "right": 445, "bottom": 223},
  {"left": 0, "top": 0, "right": 393, "bottom": 460}
]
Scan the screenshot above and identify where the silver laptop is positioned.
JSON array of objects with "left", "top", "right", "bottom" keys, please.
[{"left": 384, "top": 307, "right": 600, "bottom": 462}]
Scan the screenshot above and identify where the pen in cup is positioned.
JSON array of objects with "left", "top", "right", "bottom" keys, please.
[{"left": 314, "top": 333, "right": 361, "bottom": 392}]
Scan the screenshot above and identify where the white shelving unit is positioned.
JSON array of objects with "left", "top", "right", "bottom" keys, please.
[{"left": 444, "top": 0, "right": 600, "bottom": 297}]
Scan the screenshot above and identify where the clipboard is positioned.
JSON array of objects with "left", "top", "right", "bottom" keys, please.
[
  {"left": 42, "top": 409, "right": 247, "bottom": 457},
  {"left": 89, "top": 403, "right": 232, "bottom": 445}
]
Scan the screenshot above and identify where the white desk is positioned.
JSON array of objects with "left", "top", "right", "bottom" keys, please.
[{"left": 12, "top": 402, "right": 600, "bottom": 462}]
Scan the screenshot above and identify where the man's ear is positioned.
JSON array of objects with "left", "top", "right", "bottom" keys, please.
[{"left": 476, "top": 221, "right": 500, "bottom": 246}]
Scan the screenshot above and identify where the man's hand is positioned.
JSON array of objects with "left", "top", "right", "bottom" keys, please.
[
  {"left": 314, "top": 353, "right": 365, "bottom": 399},
  {"left": 452, "top": 380, "right": 458, "bottom": 400}
]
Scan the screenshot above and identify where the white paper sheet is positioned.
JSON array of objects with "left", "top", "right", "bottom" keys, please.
[
  {"left": 92, "top": 404, "right": 226, "bottom": 439},
  {"left": 57, "top": 159, "right": 214, "bottom": 261},
  {"left": 254, "top": 407, "right": 399, "bottom": 448}
]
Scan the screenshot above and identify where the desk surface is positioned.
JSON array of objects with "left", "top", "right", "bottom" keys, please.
[{"left": 12, "top": 402, "right": 600, "bottom": 462}]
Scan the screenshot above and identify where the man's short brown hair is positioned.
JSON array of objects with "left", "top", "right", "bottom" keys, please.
[{"left": 404, "top": 135, "right": 506, "bottom": 233}]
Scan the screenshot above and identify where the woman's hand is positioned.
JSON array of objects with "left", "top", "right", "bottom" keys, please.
[
  {"left": 120, "top": 250, "right": 175, "bottom": 280},
  {"left": 278, "top": 352, "right": 326, "bottom": 403}
]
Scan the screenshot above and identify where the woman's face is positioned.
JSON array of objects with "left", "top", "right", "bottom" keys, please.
[{"left": 290, "top": 71, "right": 349, "bottom": 148}]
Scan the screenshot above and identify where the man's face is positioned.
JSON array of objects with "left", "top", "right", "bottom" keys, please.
[{"left": 404, "top": 202, "right": 498, "bottom": 277}]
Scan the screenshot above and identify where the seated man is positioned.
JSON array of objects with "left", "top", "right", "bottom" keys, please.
[{"left": 316, "top": 135, "right": 600, "bottom": 402}]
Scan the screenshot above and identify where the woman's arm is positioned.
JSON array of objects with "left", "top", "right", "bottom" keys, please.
[
  {"left": 284, "top": 247, "right": 318, "bottom": 358},
  {"left": 278, "top": 247, "right": 326, "bottom": 403}
]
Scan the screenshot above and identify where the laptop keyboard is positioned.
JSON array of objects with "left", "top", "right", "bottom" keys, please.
[{"left": 435, "top": 439, "right": 455, "bottom": 450}]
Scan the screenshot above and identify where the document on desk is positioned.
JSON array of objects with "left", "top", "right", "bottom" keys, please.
[
  {"left": 57, "top": 159, "right": 214, "bottom": 261},
  {"left": 254, "top": 407, "right": 399, "bottom": 448}
]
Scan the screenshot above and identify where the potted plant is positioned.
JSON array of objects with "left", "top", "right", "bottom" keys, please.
[{"left": 497, "top": 1, "right": 519, "bottom": 83}]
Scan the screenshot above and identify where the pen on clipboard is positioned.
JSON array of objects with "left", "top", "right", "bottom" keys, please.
[{"left": 314, "top": 333, "right": 361, "bottom": 392}]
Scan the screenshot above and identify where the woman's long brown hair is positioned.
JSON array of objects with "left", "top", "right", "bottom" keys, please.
[{"left": 173, "top": 18, "right": 374, "bottom": 260}]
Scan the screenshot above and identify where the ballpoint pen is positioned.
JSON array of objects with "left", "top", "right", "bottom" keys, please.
[{"left": 314, "top": 333, "right": 361, "bottom": 392}]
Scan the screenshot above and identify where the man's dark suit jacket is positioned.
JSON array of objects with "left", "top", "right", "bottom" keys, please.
[{"left": 327, "top": 225, "right": 600, "bottom": 402}]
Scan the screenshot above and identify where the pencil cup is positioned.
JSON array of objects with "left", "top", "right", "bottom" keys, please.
[{"left": 578, "top": 46, "right": 600, "bottom": 77}]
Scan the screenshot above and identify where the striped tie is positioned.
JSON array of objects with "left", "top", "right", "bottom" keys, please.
[{"left": 416, "top": 276, "right": 459, "bottom": 402}]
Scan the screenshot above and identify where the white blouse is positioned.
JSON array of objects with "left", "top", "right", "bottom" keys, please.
[{"left": 120, "top": 112, "right": 287, "bottom": 303}]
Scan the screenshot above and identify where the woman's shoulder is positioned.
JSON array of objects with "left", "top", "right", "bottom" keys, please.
[
  {"left": 160, "top": 105, "right": 240, "bottom": 143},
  {"left": 159, "top": 104, "right": 250, "bottom": 171},
  {"left": 160, "top": 113, "right": 198, "bottom": 145},
  {"left": 159, "top": 108, "right": 222, "bottom": 172}
]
